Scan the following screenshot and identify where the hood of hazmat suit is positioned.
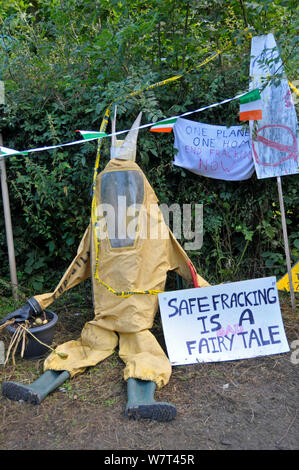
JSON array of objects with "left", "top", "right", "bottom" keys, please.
[{"left": 33, "top": 111, "right": 210, "bottom": 386}]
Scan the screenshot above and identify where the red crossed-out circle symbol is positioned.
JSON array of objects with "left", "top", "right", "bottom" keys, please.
[{"left": 252, "top": 124, "right": 298, "bottom": 167}]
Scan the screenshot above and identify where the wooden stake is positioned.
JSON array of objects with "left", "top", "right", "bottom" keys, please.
[
  {"left": 0, "top": 133, "right": 18, "bottom": 299},
  {"left": 277, "top": 176, "right": 295, "bottom": 310}
]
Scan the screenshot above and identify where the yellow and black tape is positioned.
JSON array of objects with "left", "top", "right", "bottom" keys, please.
[{"left": 90, "top": 40, "right": 232, "bottom": 297}]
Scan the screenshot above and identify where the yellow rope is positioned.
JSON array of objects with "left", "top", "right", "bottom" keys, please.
[
  {"left": 90, "top": 41, "right": 232, "bottom": 297},
  {"left": 289, "top": 81, "right": 299, "bottom": 97}
]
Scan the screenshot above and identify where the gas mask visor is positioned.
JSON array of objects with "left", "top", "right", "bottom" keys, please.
[{"left": 100, "top": 169, "right": 144, "bottom": 248}]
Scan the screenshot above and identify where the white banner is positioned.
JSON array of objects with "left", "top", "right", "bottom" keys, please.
[
  {"left": 158, "top": 277, "right": 290, "bottom": 366},
  {"left": 249, "top": 34, "right": 299, "bottom": 179},
  {"left": 173, "top": 118, "right": 255, "bottom": 180}
]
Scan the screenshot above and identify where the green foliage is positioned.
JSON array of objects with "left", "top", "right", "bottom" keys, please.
[{"left": 0, "top": 0, "right": 298, "bottom": 291}]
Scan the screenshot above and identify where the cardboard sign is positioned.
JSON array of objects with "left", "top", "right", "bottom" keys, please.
[
  {"left": 173, "top": 118, "right": 255, "bottom": 181},
  {"left": 249, "top": 34, "right": 299, "bottom": 179},
  {"left": 158, "top": 277, "right": 289, "bottom": 365}
]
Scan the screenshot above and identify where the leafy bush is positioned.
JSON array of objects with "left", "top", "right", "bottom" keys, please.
[{"left": 0, "top": 0, "right": 298, "bottom": 293}]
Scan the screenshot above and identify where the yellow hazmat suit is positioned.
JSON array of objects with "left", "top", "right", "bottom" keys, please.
[{"left": 32, "top": 113, "right": 209, "bottom": 389}]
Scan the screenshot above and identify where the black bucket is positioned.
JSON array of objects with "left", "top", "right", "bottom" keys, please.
[{"left": 5, "top": 310, "right": 58, "bottom": 360}]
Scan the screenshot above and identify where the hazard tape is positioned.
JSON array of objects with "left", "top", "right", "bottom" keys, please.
[
  {"left": 92, "top": 43, "right": 230, "bottom": 192},
  {"left": 288, "top": 81, "right": 299, "bottom": 97},
  {"left": 91, "top": 43, "right": 237, "bottom": 297},
  {"left": 0, "top": 35, "right": 254, "bottom": 297}
]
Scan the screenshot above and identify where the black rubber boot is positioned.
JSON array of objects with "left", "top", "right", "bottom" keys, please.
[
  {"left": 125, "top": 378, "right": 176, "bottom": 422},
  {"left": 0, "top": 297, "right": 43, "bottom": 325},
  {"left": 1, "top": 370, "right": 70, "bottom": 405}
]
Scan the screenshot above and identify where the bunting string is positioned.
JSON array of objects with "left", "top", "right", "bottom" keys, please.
[{"left": 1, "top": 91, "right": 249, "bottom": 159}]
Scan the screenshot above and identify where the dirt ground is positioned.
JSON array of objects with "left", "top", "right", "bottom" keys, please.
[{"left": 0, "top": 290, "right": 298, "bottom": 452}]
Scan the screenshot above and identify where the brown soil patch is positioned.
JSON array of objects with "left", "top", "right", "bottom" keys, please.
[{"left": 0, "top": 292, "right": 298, "bottom": 451}]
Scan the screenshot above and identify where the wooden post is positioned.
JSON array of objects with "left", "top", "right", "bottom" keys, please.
[
  {"left": 0, "top": 133, "right": 18, "bottom": 299},
  {"left": 277, "top": 176, "right": 295, "bottom": 310}
]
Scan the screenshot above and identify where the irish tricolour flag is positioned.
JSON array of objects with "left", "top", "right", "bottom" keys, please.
[
  {"left": 0, "top": 146, "right": 27, "bottom": 156},
  {"left": 239, "top": 89, "right": 262, "bottom": 121},
  {"left": 150, "top": 117, "right": 178, "bottom": 133},
  {"left": 76, "top": 130, "right": 107, "bottom": 140}
]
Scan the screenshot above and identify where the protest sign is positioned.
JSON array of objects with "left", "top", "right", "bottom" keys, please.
[
  {"left": 173, "top": 118, "right": 254, "bottom": 180},
  {"left": 249, "top": 33, "right": 299, "bottom": 179},
  {"left": 158, "top": 277, "right": 289, "bottom": 366}
]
